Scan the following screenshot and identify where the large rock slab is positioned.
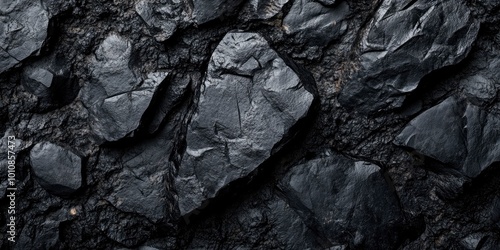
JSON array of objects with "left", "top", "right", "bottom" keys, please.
[
  {"left": 283, "top": 0, "right": 349, "bottom": 45},
  {"left": 395, "top": 96, "right": 500, "bottom": 178},
  {"left": 81, "top": 33, "right": 167, "bottom": 142},
  {"left": 339, "top": 0, "right": 479, "bottom": 113},
  {"left": 176, "top": 31, "right": 315, "bottom": 215},
  {"left": 29, "top": 142, "right": 82, "bottom": 196},
  {"left": 0, "top": 0, "right": 49, "bottom": 74},
  {"left": 279, "top": 154, "right": 404, "bottom": 248}
]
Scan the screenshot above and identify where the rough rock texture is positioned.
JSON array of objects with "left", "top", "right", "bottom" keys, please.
[
  {"left": 81, "top": 33, "right": 167, "bottom": 142},
  {"left": 3, "top": 0, "right": 500, "bottom": 249},
  {"left": 0, "top": 0, "right": 49, "bottom": 74},
  {"left": 339, "top": 0, "right": 480, "bottom": 113},
  {"left": 176, "top": 31, "right": 315, "bottom": 215},
  {"left": 396, "top": 96, "right": 500, "bottom": 179},
  {"left": 283, "top": 0, "right": 349, "bottom": 45},
  {"left": 29, "top": 142, "right": 82, "bottom": 196}
]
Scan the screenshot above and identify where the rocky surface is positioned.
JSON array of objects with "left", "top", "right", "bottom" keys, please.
[
  {"left": 176, "top": 31, "right": 315, "bottom": 215},
  {"left": 2, "top": 0, "right": 500, "bottom": 249},
  {"left": 339, "top": 0, "right": 480, "bottom": 113},
  {"left": 0, "top": 0, "right": 49, "bottom": 74},
  {"left": 29, "top": 142, "right": 82, "bottom": 196}
]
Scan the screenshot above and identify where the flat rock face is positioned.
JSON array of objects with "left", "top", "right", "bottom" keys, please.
[
  {"left": 81, "top": 33, "right": 167, "bottom": 142},
  {"left": 283, "top": 0, "right": 349, "bottom": 45},
  {"left": 395, "top": 96, "right": 500, "bottom": 178},
  {"left": 176, "top": 32, "right": 315, "bottom": 215},
  {"left": 29, "top": 142, "right": 82, "bottom": 196},
  {"left": 339, "top": 0, "right": 479, "bottom": 113},
  {"left": 279, "top": 155, "right": 404, "bottom": 248},
  {"left": 0, "top": 0, "right": 49, "bottom": 74}
]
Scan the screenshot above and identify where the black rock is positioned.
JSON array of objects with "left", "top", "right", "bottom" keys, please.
[
  {"left": 395, "top": 96, "right": 500, "bottom": 178},
  {"left": 176, "top": 31, "right": 315, "bottom": 215},
  {"left": 29, "top": 142, "right": 82, "bottom": 196},
  {"left": 241, "top": 0, "right": 290, "bottom": 20},
  {"left": 191, "top": 0, "right": 244, "bottom": 24},
  {"left": 462, "top": 75, "right": 497, "bottom": 106},
  {"left": 135, "top": 0, "right": 189, "bottom": 42},
  {"left": 283, "top": 0, "right": 349, "bottom": 45},
  {"left": 279, "top": 155, "right": 404, "bottom": 249},
  {"left": 81, "top": 34, "right": 166, "bottom": 142},
  {"left": 0, "top": 0, "right": 49, "bottom": 74},
  {"left": 338, "top": 0, "right": 479, "bottom": 113}
]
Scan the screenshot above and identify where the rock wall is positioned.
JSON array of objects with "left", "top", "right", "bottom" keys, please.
[{"left": 1, "top": 0, "right": 500, "bottom": 249}]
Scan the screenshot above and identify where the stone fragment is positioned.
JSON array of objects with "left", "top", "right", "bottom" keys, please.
[
  {"left": 176, "top": 32, "right": 315, "bottom": 215},
  {"left": 395, "top": 96, "right": 500, "bottom": 178},
  {"left": 0, "top": 0, "right": 49, "bottom": 74},
  {"left": 191, "top": 0, "right": 244, "bottom": 24},
  {"left": 29, "top": 142, "right": 82, "bottom": 196},
  {"left": 135, "top": 0, "right": 189, "bottom": 42},
  {"left": 283, "top": 0, "right": 349, "bottom": 45},
  {"left": 81, "top": 33, "right": 167, "bottom": 142},
  {"left": 279, "top": 154, "right": 404, "bottom": 248},
  {"left": 339, "top": 0, "right": 479, "bottom": 113},
  {"left": 21, "top": 65, "right": 80, "bottom": 109},
  {"left": 242, "top": 0, "right": 289, "bottom": 20},
  {"left": 462, "top": 75, "right": 497, "bottom": 105}
]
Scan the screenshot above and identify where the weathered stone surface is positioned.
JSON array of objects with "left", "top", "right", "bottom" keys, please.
[
  {"left": 462, "top": 75, "right": 497, "bottom": 105},
  {"left": 283, "top": 0, "right": 349, "bottom": 45},
  {"left": 29, "top": 142, "right": 82, "bottom": 196},
  {"left": 176, "top": 32, "right": 315, "bottom": 215},
  {"left": 135, "top": 0, "right": 189, "bottom": 42},
  {"left": 191, "top": 0, "right": 244, "bottom": 24},
  {"left": 98, "top": 119, "right": 178, "bottom": 222},
  {"left": 0, "top": 0, "right": 49, "bottom": 74},
  {"left": 242, "top": 0, "right": 289, "bottom": 20},
  {"left": 279, "top": 155, "right": 404, "bottom": 248},
  {"left": 21, "top": 64, "right": 80, "bottom": 109},
  {"left": 81, "top": 34, "right": 167, "bottom": 142},
  {"left": 395, "top": 96, "right": 500, "bottom": 178},
  {"left": 339, "top": 0, "right": 479, "bottom": 113}
]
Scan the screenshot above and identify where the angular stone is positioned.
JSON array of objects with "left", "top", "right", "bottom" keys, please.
[
  {"left": 283, "top": 0, "right": 349, "bottom": 45},
  {"left": 0, "top": 0, "right": 49, "bottom": 74},
  {"left": 280, "top": 154, "right": 404, "bottom": 248},
  {"left": 81, "top": 33, "right": 167, "bottom": 142},
  {"left": 191, "top": 0, "right": 244, "bottom": 24},
  {"left": 338, "top": 0, "right": 479, "bottom": 113},
  {"left": 176, "top": 32, "right": 315, "bottom": 215},
  {"left": 242, "top": 0, "right": 289, "bottom": 20},
  {"left": 462, "top": 75, "right": 497, "bottom": 105},
  {"left": 30, "top": 142, "right": 82, "bottom": 196},
  {"left": 135, "top": 0, "right": 188, "bottom": 42},
  {"left": 395, "top": 96, "right": 500, "bottom": 178}
]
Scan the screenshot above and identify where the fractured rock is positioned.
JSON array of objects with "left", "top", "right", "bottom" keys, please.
[
  {"left": 0, "top": 0, "right": 49, "bottom": 74},
  {"left": 283, "top": 0, "right": 349, "bottom": 45},
  {"left": 81, "top": 33, "right": 167, "bottom": 142},
  {"left": 395, "top": 96, "right": 500, "bottom": 178},
  {"left": 29, "top": 142, "right": 82, "bottom": 196},
  {"left": 135, "top": 0, "right": 189, "bottom": 42},
  {"left": 279, "top": 154, "right": 404, "bottom": 248},
  {"left": 176, "top": 31, "right": 315, "bottom": 215},
  {"left": 339, "top": 0, "right": 479, "bottom": 113},
  {"left": 242, "top": 0, "right": 290, "bottom": 20}
]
